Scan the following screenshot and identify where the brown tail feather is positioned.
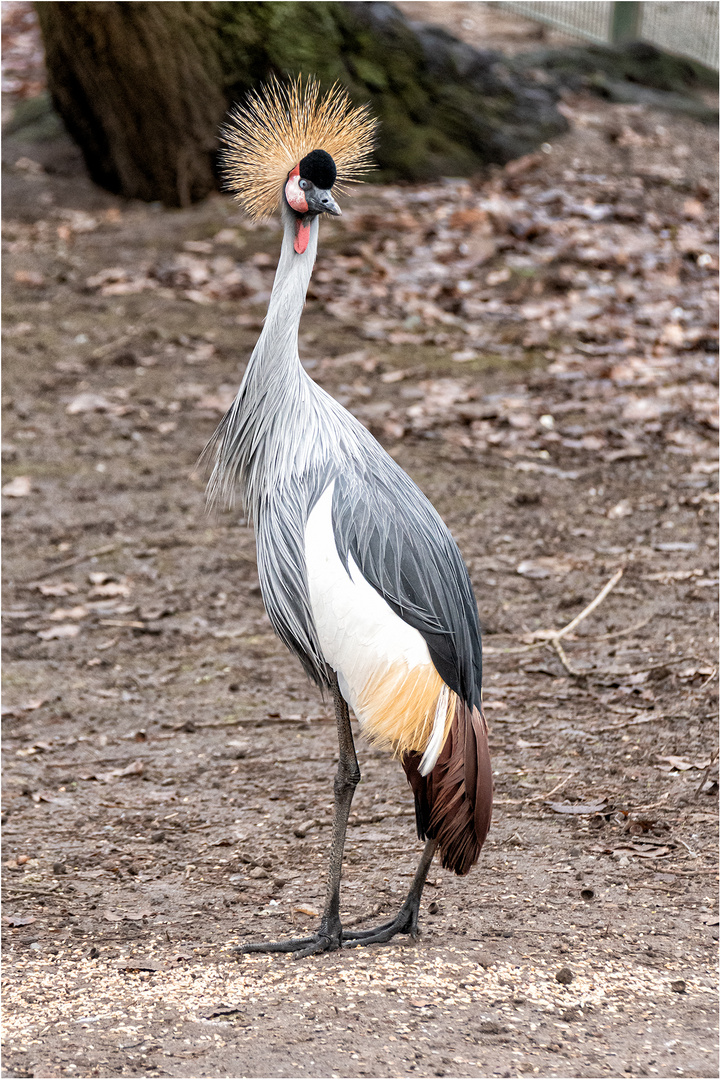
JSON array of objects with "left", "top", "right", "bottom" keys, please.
[{"left": 403, "top": 697, "right": 492, "bottom": 876}]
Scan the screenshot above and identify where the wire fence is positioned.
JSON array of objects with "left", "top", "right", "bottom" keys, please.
[{"left": 496, "top": 1, "right": 720, "bottom": 71}]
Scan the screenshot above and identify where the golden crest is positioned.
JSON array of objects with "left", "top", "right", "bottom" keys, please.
[{"left": 222, "top": 75, "right": 377, "bottom": 220}]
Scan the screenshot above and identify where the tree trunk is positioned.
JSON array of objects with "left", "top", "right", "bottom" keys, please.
[{"left": 35, "top": 1, "right": 568, "bottom": 207}]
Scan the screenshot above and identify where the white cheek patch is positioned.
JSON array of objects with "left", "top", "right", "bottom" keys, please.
[{"left": 285, "top": 174, "right": 308, "bottom": 214}]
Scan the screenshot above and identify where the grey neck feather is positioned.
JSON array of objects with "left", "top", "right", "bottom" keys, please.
[
  {"left": 204, "top": 203, "right": 357, "bottom": 515},
  {"left": 252, "top": 203, "right": 319, "bottom": 389}
]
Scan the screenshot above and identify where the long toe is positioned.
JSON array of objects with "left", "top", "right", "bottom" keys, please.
[
  {"left": 342, "top": 909, "right": 417, "bottom": 948},
  {"left": 235, "top": 933, "right": 336, "bottom": 955},
  {"left": 342, "top": 919, "right": 397, "bottom": 941}
]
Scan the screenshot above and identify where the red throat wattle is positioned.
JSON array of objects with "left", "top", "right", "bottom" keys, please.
[{"left": 294, "top": 218, "right": 311, "bottom": 254}]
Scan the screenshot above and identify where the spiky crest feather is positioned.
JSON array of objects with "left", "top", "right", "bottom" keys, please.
[{"left": 222, "top": 76, "right": 377, "bottom": 220}]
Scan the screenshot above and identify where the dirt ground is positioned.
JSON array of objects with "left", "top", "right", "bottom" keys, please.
[{"left": 2, "top": 5, "right": 719, "bottom": 1079}]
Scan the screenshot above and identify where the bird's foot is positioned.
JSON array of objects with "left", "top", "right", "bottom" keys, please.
[
  {"left": 342, "top": 902, "right": 419, "bottom": 947},
  {"left": 235, "top": 927, "right": 341, "bottom": 959}
]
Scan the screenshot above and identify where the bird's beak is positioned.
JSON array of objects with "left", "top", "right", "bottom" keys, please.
[
  {"left": 307, "top": 187, "right": 341, "bottom": 217},
  {"left": 321, "top": 191, "right": 341, "bottom": 217}
]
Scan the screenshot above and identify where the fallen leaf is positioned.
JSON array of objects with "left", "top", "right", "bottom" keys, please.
[
  {"left": 547, "top": 800, "right": 608, "bottom": 815},
  {"left": 37, "top": 624, "right": 80, "bottom": 640},
  {"left": 615, "top": 844, "right": 674, "bottom": 858},
  {"left": 81, "top": 760, "right": 145, "bottom": 783},
  {"left": 48, "top": 606, "right": 88, "bottom": 621},
  {"left": 89, "top": 581, "right": 130, "bottom": 598},
  {"left": 293, "top": 905, "right": 319, "bottom": 918},
  {"left": 2, "top": 476, "right": 32, "bottom": 497},
  {"left": 657, "top": 755, "right": 711, "bottom": 772},
  {"left": 116, "top": 959, "right": 165, "bottom": 971},
  {"left": 202, "top": 1005, "right": 244, "bottom": 1018},
  {"left": 66, "top": 393, "right": 112, "bottom": 414},
  {"left": 517, "top": 557, "right": 572, "bottom": 579},
  {"left": 37, "top": 582, "right": 79, "bottom": 596},
  {"left": 607, "top": 499, "right": 633, "bottom": 519},
  {"left": 14, "top": 270, "right": 45, "bottom": 287}
]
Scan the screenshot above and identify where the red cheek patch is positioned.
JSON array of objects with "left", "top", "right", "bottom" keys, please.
[{"left": 294, "top": 217, "right": 311, "bottom": 254}]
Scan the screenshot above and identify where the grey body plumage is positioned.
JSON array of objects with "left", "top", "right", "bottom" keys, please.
[{"left": 205, "top": 203, "right": 483, "bottom": 707}]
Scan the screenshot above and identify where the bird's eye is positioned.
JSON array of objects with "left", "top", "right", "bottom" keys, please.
[{"left": 299, "top": 179, "right": 310, "bottom": 191}]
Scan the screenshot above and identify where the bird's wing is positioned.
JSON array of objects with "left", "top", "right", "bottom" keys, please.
[{"left": 330, "top": 461, "right": 483, "bottom": 711}]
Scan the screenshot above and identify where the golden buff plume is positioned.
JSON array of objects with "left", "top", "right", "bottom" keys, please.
[{"left": 221, "top": 75, "right": 377, "bottom": 220}]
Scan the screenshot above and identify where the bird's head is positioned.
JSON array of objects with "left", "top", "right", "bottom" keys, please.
[
  {"left": 222, "top": 76, "right": 376, "bottom": 251},
  {"left": 285, "top": 149, "right": 340, "bottom": 254}
]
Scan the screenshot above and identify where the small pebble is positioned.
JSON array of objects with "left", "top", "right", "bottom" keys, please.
[
  {"left": 561, "top": 1007, "right": 581, "bottom": 1022},
  {"left": 670, "top": 979, "right": 686, "bottom": 993},
  {"left": 249, "top": 866, "right": 268, "bottom": 879},
  {"left": 52, "top": 862, "right": 66, "bottom": 875},
  {"left": 151, "top": 831, "right": 165, "bottom": 843},
  {"left": 555, "top": 966, "right": 574, "bottom": 985},
  {"left": 17, "top": 854, "right": 29, "bottom": 865}
]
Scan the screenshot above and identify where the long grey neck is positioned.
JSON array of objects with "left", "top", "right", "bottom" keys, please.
[
  {"left": 248, "top": 203, "right": 319, "bottom": 386},
  {"left": 203, "top": 204, "right": 321, "bottom": 510}
]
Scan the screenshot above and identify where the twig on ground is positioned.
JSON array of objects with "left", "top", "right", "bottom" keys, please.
[
  {"left": 627, "top": 795, "right": 670, "bottom": 812},
  {"left": 582, "top": 616, "right": 653, "bottom": 642},
  {"left": 27, "top": 543, "right": 119, "bottom": 582},
  {"left": 550, "top": 638, "right": 584, "bottom": 677},
  {"left": 694, "top": 748, "right": 719, "bottom": 799},
  {"left": 540, "top": 773, "right": 576, "bottom": 800},
  {"left": 592, "top": 715, "right": 658, "bottom": 734},
  {"left": 676, "top": 838, "right": 699, "bottom": 859},
  {"left": 549, "top": 568, "right": 625, "bottom": 643},
  {"left": 698, "top": 667, "right": 718, "bottom": 690},
  {"left": 484, "top": 568, "right": 624, "bottom": 659}
]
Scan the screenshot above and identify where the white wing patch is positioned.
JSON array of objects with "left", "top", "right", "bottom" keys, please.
[{"left": 304, "top": 481, "right": 450, "bottom": 772}]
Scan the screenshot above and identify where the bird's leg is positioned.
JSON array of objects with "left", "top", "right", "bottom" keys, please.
[
  {"left": 237, "top": 673, "right": 359, "bottom": 958},
  {"left": 342, "top": 837, "right": 437, "bottom": 946},
  {"left": 318, "top": 675, "right": 361, "bottom": 941}
]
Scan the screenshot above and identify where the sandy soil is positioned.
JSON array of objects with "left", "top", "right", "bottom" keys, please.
[{"left": 2, "top": 6, "right": 719, "bottom": 1080}]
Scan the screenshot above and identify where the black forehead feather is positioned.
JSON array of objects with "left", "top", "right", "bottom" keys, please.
[{"left": 299, "top": 149, "right": 337, "bottom": 189}]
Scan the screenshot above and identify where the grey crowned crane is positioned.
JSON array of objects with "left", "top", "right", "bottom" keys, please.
[{"left": 205, "top": 78, "right": 492, "bottom": 957}]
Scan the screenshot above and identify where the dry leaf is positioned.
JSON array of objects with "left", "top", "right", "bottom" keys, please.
[
  {"left": 37, "top": 624, "right": 80, "bottom": 640},
  {"left": 37, "top": 582, "right": 79, "bottom": 597},
  {"left": 517, "top": 557, "right": 572, "bottom": 579},
  {"left": 657, "top": 755, "right": 711, "bottom": 772},
  {"left": 48, "top": 605, "right": 88, "bottom": 621},
  {"left": 66, "top": 393, "right": 112, "bottom": 414},
  {"left": 547, "top": 800, "right": 608, "bottom": 815},
  {"left": 82, "top": 760, "right": 145, "bottom": 783},
  {"left": 2, "top": 476, "right": 32, "bottom": 497},
  {"left": 89, "top": 582, "right": 130, "bottom": 598}
]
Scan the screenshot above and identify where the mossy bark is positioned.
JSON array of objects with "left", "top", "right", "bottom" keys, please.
[{"left": 35, "top": 0, "right": 568, "bottom": 207}]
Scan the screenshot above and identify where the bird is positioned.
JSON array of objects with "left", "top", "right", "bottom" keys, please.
[{"left": 204, "top": 77, "right": 492, "bottom": 957}]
